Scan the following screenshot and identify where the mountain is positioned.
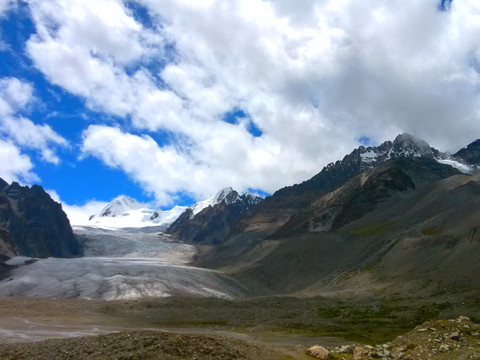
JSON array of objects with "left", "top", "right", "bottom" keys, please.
[
  {"left": 87, "top": 196, "right": 188, "bottom": 229},
  {"left": 0, "top": 179, "right": 82, "bottom": 259},
  {"left": 194, "top": 135, "right": 480, "bottom": 298},
  {"left": 229, "top": 133, "right": 462, "bottom": 237},
  {"left": 166, "top": 188, "right": 262, "bottom": 245},
  {"left": 86, "top": 188, "right": 261, "bottom": 234},
  {"left": 90, "top": 196, "right": 144, "bottom": 219},
  {"left": 189, "top": 187, "right": 246, "bottom": 218}
]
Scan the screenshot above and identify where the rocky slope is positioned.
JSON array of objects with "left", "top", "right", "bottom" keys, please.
[
  {"left": 0, "top": 179, "right": 81, "bottom": 258},
  {"left": 196, "top": 135, "right": 480, "bottom": 298},
  {"left": 166, "top": 188, "right": 262, "bottom": 245},
  {"left": 308, "top": 316, "right": 480, "bottom": 359},
  {"left": 229, "top": 133, "right": 449, "bottom": 238}
]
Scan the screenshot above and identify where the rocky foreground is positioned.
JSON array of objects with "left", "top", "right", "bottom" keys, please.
[
  {"left": 0, "top": 331, "right": 282, "bottom": 360},
  {"left": 1, "top": 316, "right": 480, "bottom": 360},
  {"left": 307, "top": 316, "right": 480, "bottom": 359}
]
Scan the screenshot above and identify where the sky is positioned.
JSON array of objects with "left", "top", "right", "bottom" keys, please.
[{"left": 0, "top": 0, "right": 479, "bottom": 223}]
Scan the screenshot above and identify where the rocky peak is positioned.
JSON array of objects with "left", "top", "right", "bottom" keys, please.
[
  {"left": 0, "top": 179, "right": 82, "bottom": 258},
  {"left": 166, "top": 188, "right": 263, "bottom": 244},
  {"left": 212, "top": 187, "right": 240, "bottom": 205},
  {"left": 391, "top": 133, "right": 438, "bottom": 158},
  {"left": 242, "top": 192, "right": 263, "bottom": 206}
]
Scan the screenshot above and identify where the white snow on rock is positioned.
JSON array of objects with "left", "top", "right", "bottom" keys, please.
[
  {"left": 92, "top": 196, "right": 144, "bottom": 218},
  {"left": 87, "top": 196, "right": 187, "bottom": 229},
  {"left": 86, "top": 187, "right": 260, "bottom": 228},
  {"left": 189, "top": 187, "right": 240, "bottom": 218},
  {"left": 360, "top": 150, "right": 378, "bottom": 163}
]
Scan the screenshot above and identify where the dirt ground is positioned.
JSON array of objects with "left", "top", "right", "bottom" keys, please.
[{"left": 0, "top": 294, "right": 478, "bottom": 359}]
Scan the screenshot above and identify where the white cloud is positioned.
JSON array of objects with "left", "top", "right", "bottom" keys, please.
[
  {"left": 0, "top": 77, "right": 67, "bottom": 164},
  {"left": 61, "top": 200, "right": 109, "bottom": 226},
  {"left": 46, "top": 188, "right": 110, "bottom": 226},
  {"left": 1, "top": 116, "right": 67, "bottom": 164},
  {"left": 22, "top": 0, "right": 480, "bottom": 202},
  {"left": 0, "top": 77, "right": 33, "bottom": 115},
  {"left": 0, "top": 0, "right": 15, "bottom": 17},
  {"left": 0, "top": 139, "right": 37, "bottom": 183}
]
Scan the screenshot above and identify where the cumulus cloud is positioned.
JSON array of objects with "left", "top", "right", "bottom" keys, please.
[
  {"left": 62, "top": 200, "right": 109, "bottom": 226},
  {"left": 22, "top": 0, "right": 480, "bottom": 202},
  {"left": 0, "top": 0, "right": 15, "bottom": 17},
  {"left": 0, "top": 139, "right": 36, "bottom": 183},
  {"left": 47, "top": 188, "right": 109, "bottom": 225},
  {"left": 0, "top": 77, "right": 67, "bottom": 164}
]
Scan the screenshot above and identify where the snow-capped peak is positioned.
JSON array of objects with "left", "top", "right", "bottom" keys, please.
[
  {"left": 348, "top": 133, "right": 443, "bottom": 170},
  {"left": 391, "top": 133, "right": 435, "bottom": 158},
  {"left": 92, "top": 196, "right": 144, "bottom": 219},
  {"left": 86, "top": 196, "right": 187, "bottom": 229},
  {"left": 190, "top": 187, "right": 239, "bottom": 218},
  {"left": 212, "top": 187, "right": 240, "bottom": 204}
]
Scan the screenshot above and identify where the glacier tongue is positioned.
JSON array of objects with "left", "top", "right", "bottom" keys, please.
[{"left": 0, "top": 226, "right": 245, "bottom": 300}]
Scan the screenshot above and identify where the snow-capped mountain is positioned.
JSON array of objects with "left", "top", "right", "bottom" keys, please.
[
  {"left": 333, "top": 133, "right": 444, "bottom": 172},
  {"left": 86, "top": 188, "right": 262, "bottom": 230},
  {"left": 189, "top": 187, "right": 260, "bottom": 218},
  {"left": 89, "top": 196, "right": 144, "bottom": 220},
  {"left": 87, "top": 196, "right": 188, "bottom": 229},
  {"left": 327, "top": 133, "right": 478, "bottom": 176},
  {"left": 166, "top": 188, "right": 263, "bottom": 244}
]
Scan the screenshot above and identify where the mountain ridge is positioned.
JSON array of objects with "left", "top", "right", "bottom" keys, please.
[{"left": 85, "top": 187, "right": 262, "bottom": 232}]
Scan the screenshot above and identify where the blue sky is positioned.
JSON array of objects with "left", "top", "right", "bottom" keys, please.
[{"left": 0, "top": 0, "right": 479, "bottom": 223}]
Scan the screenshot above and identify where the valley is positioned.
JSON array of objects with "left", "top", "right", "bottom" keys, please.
[{"left": 2, "top": 134, "right": 480, "bottom": 358}]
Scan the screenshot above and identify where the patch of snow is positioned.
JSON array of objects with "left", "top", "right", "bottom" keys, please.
[
  {"left": 5, "top": 257, "right": 35, "bottom": 266},
  {"left": 360, "top": 150, "right": 378, "bottom": 163},
  {"left": 436, "top": 158, "right": 475, "bottom": 174}
]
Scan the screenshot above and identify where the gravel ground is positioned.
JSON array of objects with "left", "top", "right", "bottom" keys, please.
[{"left": 0, "top": 330, "right": 283, "bottom": 360}]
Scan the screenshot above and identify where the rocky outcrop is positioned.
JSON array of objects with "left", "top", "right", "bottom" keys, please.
[
  {"left": 0, "top": 179, "right": 82, "bottom": 258},
  {"left": 306, "top": 345, "right": 332, "bottom": 359},
  {"left": 313, "top": 316, "right": 480, "bottom": 359}
]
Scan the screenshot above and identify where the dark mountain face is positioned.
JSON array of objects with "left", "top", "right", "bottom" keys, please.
[
  {"left": 166, "top": 191, "right": 262, "bottom": 245},
  {"left": 230, "top": 133, "right": 447, "bottom": 236},
  {"left": 272, "top": 157, "right": 461, "bottom": 238},
  {"left": 0, "top": 180, "right": 82, "bottom": 258},
  {"left": 453, "top": 139, "right": 480, "bottom": 165}
]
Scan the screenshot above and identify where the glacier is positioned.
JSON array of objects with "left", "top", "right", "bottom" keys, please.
[{"left": 0, "top": 226, "right": 245, "bottom": 300}]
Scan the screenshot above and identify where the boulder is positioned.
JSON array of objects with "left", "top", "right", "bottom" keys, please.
[{"left": 306, "top": 345, "right": 332, "bottom": 359}]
